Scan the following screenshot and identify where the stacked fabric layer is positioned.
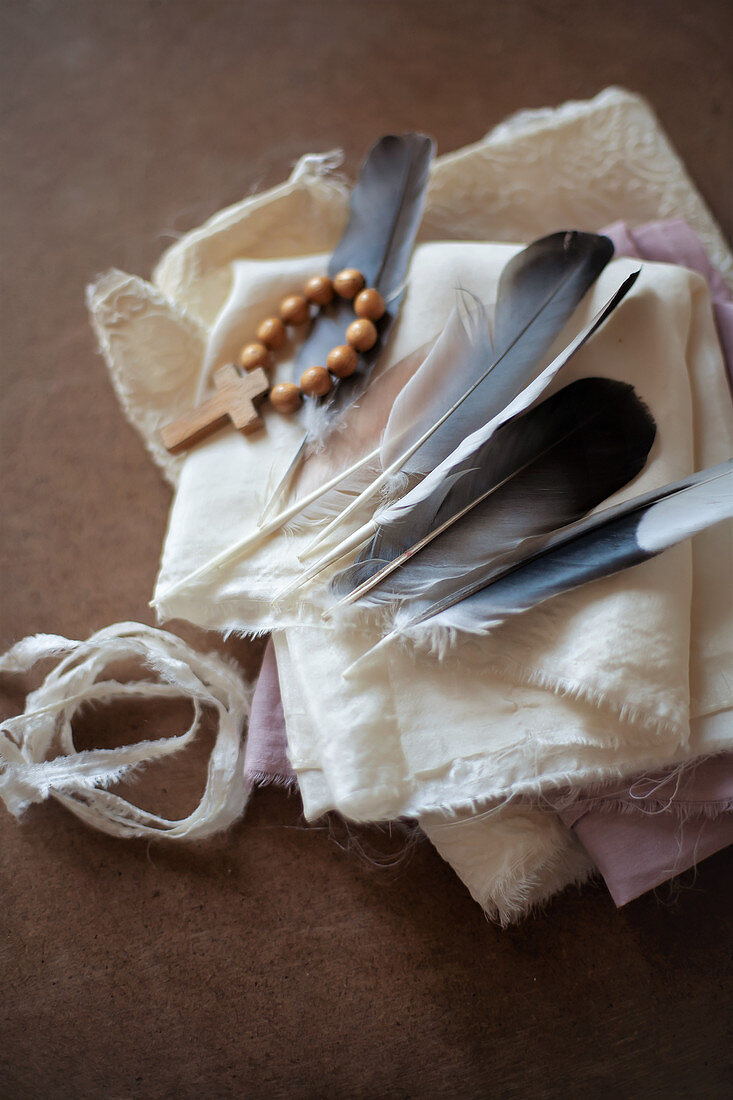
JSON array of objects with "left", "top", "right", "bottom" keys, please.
[{"left": 79, "top": 88, "right": 732, "bottom": 922}]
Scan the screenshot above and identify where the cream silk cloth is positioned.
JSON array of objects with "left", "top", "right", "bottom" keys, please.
[{"left": 88, "top": 88, "right": 733, "bottom": 922}]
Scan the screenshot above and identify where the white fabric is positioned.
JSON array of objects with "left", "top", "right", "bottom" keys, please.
[
  {"left": 0, "top": 623, "right": 253, "bottom": 839},
  {"left": 269, "top": 259, "right": 731, "bottom": 824},
  {"left": 417, "top": 705, "right": 731, "bottom": 923},
  {"left": 419, "top": 805, "right": 594, "bottom": 928},
  {"left": 84, "top": 87, "right": 733, "bottom": 920},
  {"left": 153, "top": 241, "right": 522, "bottom": 629}
]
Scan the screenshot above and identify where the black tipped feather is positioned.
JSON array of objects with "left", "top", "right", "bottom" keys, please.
[
  {"left": 394, "top": 461, "right": 733, "bottom": 643},
  {"left": 334, "top": 378, "right": 657, "bottom": 612},
  {"left": 395, "top": 230, "right": 617, "bottom": 481}
]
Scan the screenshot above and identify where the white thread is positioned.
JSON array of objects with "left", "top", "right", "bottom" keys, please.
[
  {"left": 0, "top": 622, "right": 253, "bottom": 840},
  {"left": 289, "top": 149, "right": 344, "bottom": 184}
]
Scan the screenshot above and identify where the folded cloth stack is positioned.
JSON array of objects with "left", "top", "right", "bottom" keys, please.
[{"left": 80, "top": 88, "right": 733, "bottom": 923}]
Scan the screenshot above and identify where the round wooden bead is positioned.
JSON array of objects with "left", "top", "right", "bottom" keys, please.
[
  {"left": 354, "top": 288, "right": 385, "bottom": 321},
  {"left": 299, "top": 366, "right": 333, "bottom": 398},
  {"left": 327, "top": 344, "right": 359, "bottom": 378},
  {"left": 333, "top": 268, "right": 365, "bottom": 299},
  {"left": 346, "top": 318, "right": 378, "bottom": 352},
  {"left": 239, "top": 341, "right": 269, "bottom": 372},
  {"left": 256, "top": 316, "right": 287, "bottom": 350},
  {"left": 279, "top": 294, "right": 310, "bottom": 325},
  {"left": 304, "top": 275, "right": 334, "bottom": 306},
  {"left": 269, "top": 382, "right": 302, "bottom": 414}
]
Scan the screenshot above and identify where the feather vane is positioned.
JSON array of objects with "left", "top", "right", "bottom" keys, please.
[
  {"left": 332, "top": 378, "right": 657, "bottom": 616},
  {"left": 408, "top": 230, "right": 616, "bottom": 477},
  {"left": 332, "top": 273, "right": 641, "bottom": 601},
  {"left": 388, "top": 460, "right": 733, "bottom": 651}
]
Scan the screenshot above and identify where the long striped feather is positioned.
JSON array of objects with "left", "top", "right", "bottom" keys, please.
[
  {"left": 375, "top": 461, "right": 733, "bottom": 659},
  {"left": 332, "top": 378, "right": 657, "bottom": 622}
]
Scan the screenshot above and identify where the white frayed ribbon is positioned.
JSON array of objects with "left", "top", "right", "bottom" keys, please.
[{"left": 0, "top": 622, "right": 253, "bottom": 840}]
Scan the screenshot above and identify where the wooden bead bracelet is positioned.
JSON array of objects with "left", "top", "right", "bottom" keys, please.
[{"left": 238, "top": 267, "right": 386, "bottom": 415}]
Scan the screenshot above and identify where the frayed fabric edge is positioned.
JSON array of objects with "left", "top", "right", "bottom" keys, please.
[
  {"left": 247, "top": 770, "right": 299, "bottom": 791},
  {"left": 164, "top": 606, "right": 692, "bottom": 746},
  {"left": 487, "top": 653, "right": 687, "bottom": 743},
  {"left": 423, "top": 808, "right": 595, "bottom": 926},
  {"left": 325, "top": 742, "right": 707, "bottom": 828},
  {"left": 479, "top": 849, "right": 595, "bottom": 929}
]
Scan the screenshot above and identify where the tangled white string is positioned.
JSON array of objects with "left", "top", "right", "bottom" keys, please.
[{"left": 0, "top": 622, "right": 253, "bottom": 840}]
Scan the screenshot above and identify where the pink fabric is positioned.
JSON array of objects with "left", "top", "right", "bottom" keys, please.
[
  {"left": 244, "top": 218, "right": 733, "bottom": 905},
  {"left": 244, "top": 639, "right": 296, "bottom": 787},
  {"left": 558, "top": 218, "right": 733, "bottom": 904},
  {"left": 559, "top": 757, "right": 733, "bottom": 906},
  {"left": 605, "top": 218, "right": 733, "bottom": 391}
]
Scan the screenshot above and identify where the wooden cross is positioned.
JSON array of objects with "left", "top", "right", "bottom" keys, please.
[{"left": 160, "top": 365, "right": 269, "bottom": 454}]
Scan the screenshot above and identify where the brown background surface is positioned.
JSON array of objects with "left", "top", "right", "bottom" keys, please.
[{"left": 1, "top": 2, "right": 732, "bottom": 1097}]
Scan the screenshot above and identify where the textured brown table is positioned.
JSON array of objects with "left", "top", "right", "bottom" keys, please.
[{"left": 2, "top": 3, "right": 732, "bottom": 1097}]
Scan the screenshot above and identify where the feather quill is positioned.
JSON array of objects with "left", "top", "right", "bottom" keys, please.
[
  {"left": 260, "top": 133, "right": 435, "bottom": 520},
  {"left": 303, "top": 230, "right": 616, "bottom": 556},
  {"left": 283, "top": 454, "right": 383, "bottom": 537},
  {"left": 360, "top": 460, "right": 733, "bottom": 665}
]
